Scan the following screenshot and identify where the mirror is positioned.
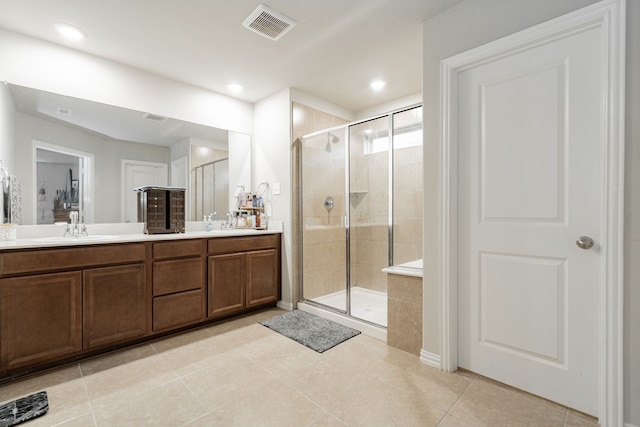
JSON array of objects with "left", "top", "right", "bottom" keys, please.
[{"left": 3, "top": 83, "right": 251, "bottom": 225}]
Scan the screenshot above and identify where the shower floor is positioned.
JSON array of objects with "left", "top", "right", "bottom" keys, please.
[{"left": 311, "top": 286, "right": 387, "bottom": 327}]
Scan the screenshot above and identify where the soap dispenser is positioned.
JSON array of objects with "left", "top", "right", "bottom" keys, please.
[{"left": 205, "top": 214, "right": 214, "bottom": 231}]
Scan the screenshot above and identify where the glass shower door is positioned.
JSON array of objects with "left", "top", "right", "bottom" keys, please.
[
  {"left": 348, "top": 117, "right": 390, "bottom": 326},
  {"left": 392, "top": 106, "right": 423, "bottom": 268},
  {"left": 300, "top": 130, "right": 348, "bottom": 313}
]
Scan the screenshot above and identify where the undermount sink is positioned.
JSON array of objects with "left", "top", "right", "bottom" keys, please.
[
  {"left": 214, "top": 228, "right": 261, "bottom": 234},
  {"left": 32, "top": 234, "right": 119, "bottom": 243}
]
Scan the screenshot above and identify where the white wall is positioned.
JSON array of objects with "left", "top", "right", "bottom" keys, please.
[
  {"left": 422, "top": 0, "right": 639, "bottom": 425},
  {"left": 290, "top": 88, "right": 355, "bottom": 124},
  {"left": 254, "top": 88, "right": 294, "bottom": 308},
  {"left": 0, "top": 84, "right": 15, "bottom": 171},
  {"left": 0, "top": 28, "right": 253, "bottom": 135},
  {"left": 228, "top": 132, "right": 252, "bottom": 211}
]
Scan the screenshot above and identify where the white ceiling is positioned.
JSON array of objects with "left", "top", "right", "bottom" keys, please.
[{"left": 0, "top": 0, "right": 465, "bottom": 113}]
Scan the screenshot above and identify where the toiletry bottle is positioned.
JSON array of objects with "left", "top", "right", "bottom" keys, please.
[
  {"left": 256, "top": 211, "right": 261, "bottom": 228},
  {"left": 206, "top": 214, "right": 214, "bottom": 231}
]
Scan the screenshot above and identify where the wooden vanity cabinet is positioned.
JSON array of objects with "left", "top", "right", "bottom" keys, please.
[
  {"left": 151, "top": 239, "right": 206, "bottom": 332},
  {"left": 0, "top": 272, "right": 83, "bottom": 372},
  {"left": 0, "top": 243, "right": 147, "bottom": 373},
  {"left": 0, "top": 234, "right": 280, "bottom": 379},
  {"left": 208, "top": 235, "right": 280, "bottom": 319}
]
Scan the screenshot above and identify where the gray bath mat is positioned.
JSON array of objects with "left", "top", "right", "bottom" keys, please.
[
  {"left": 0, "top": 391, "right": 48, "bottom": 427},
  {"left": 260, "top": 310, "right": 360, "bottom": 353}
]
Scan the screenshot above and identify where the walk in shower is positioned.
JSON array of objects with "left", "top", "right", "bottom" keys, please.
[
  {"left": 298, "top": 105, "right": 423, "bottom": 328},
  {"left": 191, "top": 158, "right": 229, "bottom": 221}
]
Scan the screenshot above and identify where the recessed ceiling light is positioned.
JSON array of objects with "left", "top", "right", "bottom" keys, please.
[
  {"left": 55, "top": 23, "right": 85, "bottom": 40},
  {"left": 370, "top": 80, "right": 386, "bottom": 91},
  {"left": 227, "top": 83, "right": 244, "bottom": 93}
]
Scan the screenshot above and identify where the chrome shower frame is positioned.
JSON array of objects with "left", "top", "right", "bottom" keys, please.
[{"left": 297, "top": 103, "right": 422, "bottom": 327}]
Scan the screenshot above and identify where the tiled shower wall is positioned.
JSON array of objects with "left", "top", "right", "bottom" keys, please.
[
  {"left": 350, "top": 130, "right": 389, "bottom": 293},
  {"left": 392, "top": 145, "right": 423, "bottom": 265},
  {"left": 351, "top": 145, "right": 423, "bottom": 293}
]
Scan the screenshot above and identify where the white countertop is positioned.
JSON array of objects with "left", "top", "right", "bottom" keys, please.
[{"left": 0, "top": 221, "right": 283, "bottom": 251}]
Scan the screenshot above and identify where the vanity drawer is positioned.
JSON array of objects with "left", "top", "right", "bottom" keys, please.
[
  {"left": 153, "top": 239, "right": 203, "bottom": 260},
  {"left": 153, "top": 289, "right": 204, "bottom": 332},
  {"left": 208, "top": 234, "right": 279, "bottom": 255},
  {"left": 0, "top": 243, "right": 147, "bottom": 276},
  {"left": 153, "top": 257, "right": 204, "bottom": 296}
]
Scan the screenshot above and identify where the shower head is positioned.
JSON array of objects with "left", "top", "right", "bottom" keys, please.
[{"left": 325, "top": 132, "right": 340, "bottom": 152}]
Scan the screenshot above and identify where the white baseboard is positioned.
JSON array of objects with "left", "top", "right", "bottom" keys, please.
[
  {"left": 624, "top": 423, "right": 638, "bottom": 427},
  {"left": 420, "top": 349, "right": 441, "bottom": 368},
  {"left": 276, "top": 300, "right": 294, "bottom": 311}
]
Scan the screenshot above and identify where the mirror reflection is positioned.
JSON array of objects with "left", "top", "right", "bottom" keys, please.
[
  {"left": 35, "top": 146, "right": 87, "bottom": 224},
  {"left": 191, "top": 146, "right": 228, "bottom": 221},
  {"left": 6, "top": 83, "right": 247, "bottom": 225}
]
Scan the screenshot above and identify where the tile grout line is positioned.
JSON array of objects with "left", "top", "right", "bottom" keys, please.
[
  {"left": 77, "top": 361, "right": 99, "bottom": 427},
  {"left": 158, "top": 339, "right": 212, "bottom": 425},
  {"left": 177, "top": 376, "right": 212, "bottom": 426},
  {"left": 435, "top": 373, "right": 477, "bottom": 426}
]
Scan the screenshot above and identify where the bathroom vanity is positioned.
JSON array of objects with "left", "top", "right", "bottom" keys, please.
[{"left": 0, "top": 230, "right": 281, "bottom": 380}]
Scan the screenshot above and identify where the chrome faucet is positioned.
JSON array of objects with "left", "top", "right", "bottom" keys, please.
[
  {"left": 221, "top": 212, "right": 235, "bottom": 230},
  {"left": 64, "top": 211, "right": 88, "bottom": 237}
]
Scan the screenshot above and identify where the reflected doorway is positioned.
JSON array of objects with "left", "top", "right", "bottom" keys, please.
[
  {"left": 34, "top": 142, "right": 93, "bottom": 224},
  {"left": 121, "top": 160, "right": 168, "bottom": 223}
]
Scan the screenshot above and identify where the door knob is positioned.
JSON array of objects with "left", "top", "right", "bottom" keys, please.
[{"left": 576, "top": 236, "right": 595, "bottom": 250}]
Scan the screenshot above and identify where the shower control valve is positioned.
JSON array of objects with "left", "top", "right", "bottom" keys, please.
[{"left": 324, "top": 196, "right": 335, "bottom": 212}]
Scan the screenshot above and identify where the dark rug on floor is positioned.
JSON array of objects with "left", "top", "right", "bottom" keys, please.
[
  {"left": 0, "top": 391, "right": 48, "bottom": 427},
  {"left": 260, "top": 310, "right": 361, "bottom": 353}
]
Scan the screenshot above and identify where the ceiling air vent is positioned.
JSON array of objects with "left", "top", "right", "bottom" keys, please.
[
  {"left": 242, "top": 4, "right": 297, "bottom": 41},
  {"left": 142, "top": 112, "right": 167, "bottom": 122}
]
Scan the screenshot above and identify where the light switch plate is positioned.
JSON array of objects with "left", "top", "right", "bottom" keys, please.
[{"left": 272, "top": 182, "right": 281, "bottom": 195}]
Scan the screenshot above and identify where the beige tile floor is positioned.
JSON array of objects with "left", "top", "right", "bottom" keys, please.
[{"left": 0, "top": 308, "right": 598, "bottom": 427}]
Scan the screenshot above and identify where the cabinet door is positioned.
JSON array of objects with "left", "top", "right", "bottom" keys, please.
[
  {"left": 246, "top": 249, "right": 279, "bottom": 307},
  {"left": 208, "top": 253, "right": 245, "bottom": 318},
  {"left": 0, "top": 272, "right": 82, "bottom": 372},
  {"left": 83, "top": 264, "right": 147, "bottom": 349}
]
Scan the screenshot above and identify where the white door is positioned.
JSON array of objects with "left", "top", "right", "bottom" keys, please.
[
  {"left": 122, "top": 160, "right": 168, "bottom": 223},
  {"left": 456, "top": 20, "right": 604, "bottom": 415}
]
